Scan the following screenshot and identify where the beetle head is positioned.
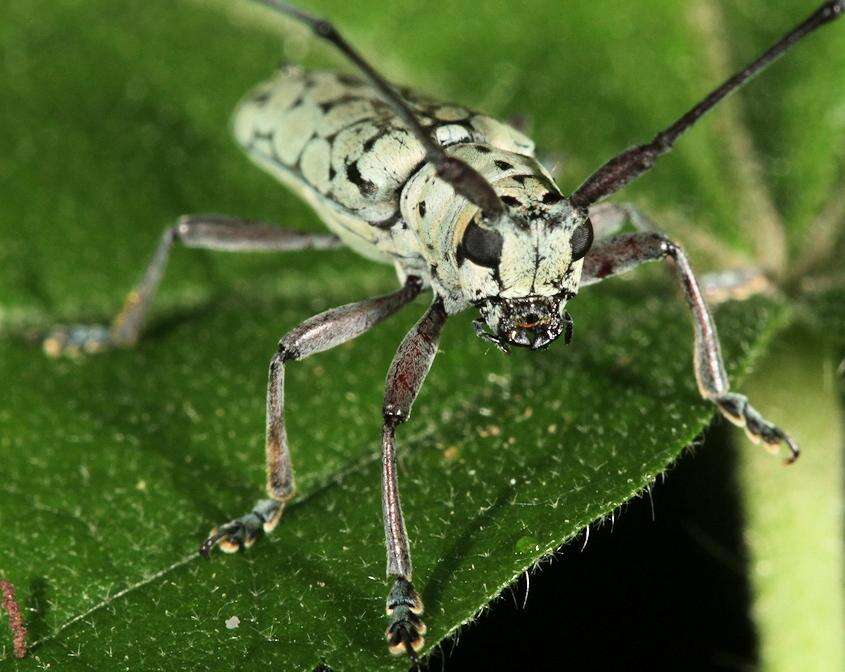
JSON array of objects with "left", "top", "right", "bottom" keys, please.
[{"left": 458, "top": 194, "right": 592, "bottom": 353}]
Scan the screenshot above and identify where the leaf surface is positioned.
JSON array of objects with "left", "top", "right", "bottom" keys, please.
[{"left": 1, "top": 0, "right": 841, "bottom": 669}]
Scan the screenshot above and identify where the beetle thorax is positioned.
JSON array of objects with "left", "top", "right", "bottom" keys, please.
[{"left": 400, "top": 143, "right": 589, "bottom": 318}]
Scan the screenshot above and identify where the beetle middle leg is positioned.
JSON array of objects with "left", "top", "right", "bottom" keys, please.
[
  {"left": 42, "top": 214, "right": 342, "bottom": 357},
  {"left": 200, "top": 277, "right": 423, "bottom": 555},
  {"left": 582, "top": 229, "right": 799, "bottom": 463},
  {"left": 381, "top": 298, "right": 448, "bottom": 657}
]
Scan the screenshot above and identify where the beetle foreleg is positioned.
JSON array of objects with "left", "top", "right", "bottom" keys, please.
[
  {"left": 582, "top": 230, "right": 798, "bottom": 464},
  {"left": 381, "top": 297, "right": 448, "bottom": 658},
  {"left": 42, "top": 215, "right": 342, "bottom": 357},
  {"left": 200, "top": 277, "right": 423, "bottom": 555}
]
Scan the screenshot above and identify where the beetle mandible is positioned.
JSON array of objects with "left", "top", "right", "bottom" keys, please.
[{"left": 43, "top": 0, "right": 844, "bottom": 660}]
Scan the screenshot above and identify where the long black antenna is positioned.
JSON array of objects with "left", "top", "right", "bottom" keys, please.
[
  {"left": 571, "top": 0, "right": 844, "bottom": 208},
  {"left": 254, "top": 0, "right": 506, "bottom": 220}
]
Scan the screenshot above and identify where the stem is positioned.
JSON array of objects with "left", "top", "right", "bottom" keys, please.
[{"left": 736, "top": 333, "right": 844, "bottom": 671}]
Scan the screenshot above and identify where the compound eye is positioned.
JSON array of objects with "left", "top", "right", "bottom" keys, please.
[
  {"left": 460, "top": 220, "right": 503, "bottom": 268},
  {"left": 570, "top": 217, "right": 594, "bottom": 262}
]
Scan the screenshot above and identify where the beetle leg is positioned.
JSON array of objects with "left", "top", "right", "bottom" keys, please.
[
  {"left": 588, "top": 202, "right": 660, "bottom": 240},
  {"left": 200, "top": 277, "right": 423, "bottom": 556},
  {"left": 699, "top": 267, "right": 776, "bottom": 305},
  {"left": 590, "top": 204, "right": 774, "bottom": 304},
  {"left": 582, "top": 230, "right": 798, "bottom": 464},
  {"left": 380, "top": 298, "right": 447, "bottom": 658},
  {"left": 42, "top": 215, "right": 342, "bottom": 357}
]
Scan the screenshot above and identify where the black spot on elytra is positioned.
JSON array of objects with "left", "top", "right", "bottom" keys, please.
[
  {"left": 501, "top": 195, "right": 521, "bottom": 208},
  {"left": 318, "top": 94, "right": 363, "bottom": 114},
  {"left": 346, "top": 161, "right": 377, "bottom": 196},
  {"left": 289, "top": 96, "right": 304, "bottom": 109},
  {"left": 429, "top": 263, "right": 439, "bottom": 278},
  {"left": 512, "top": 174, "right": 528, "bottom": 185},
  {"left": 418, "top": 201, "right": 427, "bottom": 218},
  {"left": 336, "top": 73, "right": 362, "bottom": 86},
  {"left": 542, "top": 191, "right": 564, "bottom": 204},
  {"left": 494, "top": 159, "right": 514, "bottom": 171},
  {"left": 328, "top": 166, "right": 336, "bottom": 180},
  {"left": 475, "top": 145, "right": 492, "bottom": 154},
  {"left": 362, "top": 126, "right": 391, "bottom": 153}
]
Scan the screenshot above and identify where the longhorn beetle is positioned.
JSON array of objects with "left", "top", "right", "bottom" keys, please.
[{"left": 43, "top": 0, "right": 843, "bottom": 661}]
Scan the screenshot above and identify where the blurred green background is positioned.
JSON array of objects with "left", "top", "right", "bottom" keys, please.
[{"left": 1, "top": 1, "right": 842, "bottom": 670}]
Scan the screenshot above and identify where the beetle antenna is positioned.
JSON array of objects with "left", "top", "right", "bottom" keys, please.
[
  {"left": 252, "top": 0, "right": 506, "bottom": 221},
  {"left": 570, "top": 0, "right": 844, "bottom": 208}
]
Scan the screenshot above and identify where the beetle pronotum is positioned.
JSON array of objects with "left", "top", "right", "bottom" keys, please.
[{"left": 43, "top": 0, "right": 843, "bottom": 660}]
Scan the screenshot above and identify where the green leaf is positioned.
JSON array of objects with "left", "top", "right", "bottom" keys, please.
[{"left": 1, "top": 0, "right": 841, "bottom": 669}]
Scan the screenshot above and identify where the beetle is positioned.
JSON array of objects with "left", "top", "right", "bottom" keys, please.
[{"left": 42, "top": 0, "right": 843, "bottom": 660}]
